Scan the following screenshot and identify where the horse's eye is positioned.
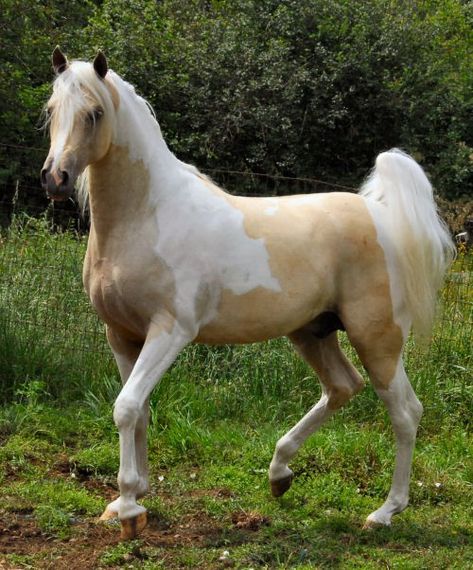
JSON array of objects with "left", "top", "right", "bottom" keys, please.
[{"left": 87, "top": 107, "right": 103, "bottom": 123}]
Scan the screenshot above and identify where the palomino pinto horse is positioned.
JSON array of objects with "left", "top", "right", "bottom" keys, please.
[{"left": 41, "top": 49, "right": 455, "bottom": 539}]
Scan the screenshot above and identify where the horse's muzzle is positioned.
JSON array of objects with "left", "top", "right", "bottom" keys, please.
[{"left": 40, "top": 166, "right": 74, "bottom": 201}]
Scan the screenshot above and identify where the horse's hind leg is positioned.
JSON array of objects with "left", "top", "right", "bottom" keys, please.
[
  {"left": 347, "top": 321, "right": 423, "bottom": 527},
  {"left": 269, "top": 328, "right": 364, "bottom": 496},
  {"left": 366, "top": 359, "right": 422, "bottom": 526}
]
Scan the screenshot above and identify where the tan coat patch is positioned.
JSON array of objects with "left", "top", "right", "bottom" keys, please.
[
  {"left": 84, "top": 145, "right": 176, "bottom": 342},
  {"left": 198, "top": 186, "right": 403, "bottom": 388}
]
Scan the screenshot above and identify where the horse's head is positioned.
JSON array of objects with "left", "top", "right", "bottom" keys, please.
[{"left": 41, "top": 48, "right": 117, "bottom": 201}]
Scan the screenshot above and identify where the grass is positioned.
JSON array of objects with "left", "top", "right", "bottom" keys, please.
[
  {"left": 0, "top": 402, "right": 471, "bottom": 568},
  {"left": 0, "top": 215, "right": 471, "bottom": 568}
]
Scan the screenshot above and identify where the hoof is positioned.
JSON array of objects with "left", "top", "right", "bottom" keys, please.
[
  {"left": 270, "top": 474, "right": 294, "bottom": 498},
  {"left": 362, "top": 517, "right": 391, "bottom": 530},
  {"left": 98, "top": 507, "right": 118, "bottom": 522},
  {"left": 120, "top": 511, "right": 147, "bottom": 540}
]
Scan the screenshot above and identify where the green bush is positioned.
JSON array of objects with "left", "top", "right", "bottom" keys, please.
[{"left": 1, "top": 0, "right": 472, "bottom": 205}]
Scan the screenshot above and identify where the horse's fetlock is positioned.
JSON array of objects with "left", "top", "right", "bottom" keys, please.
[
  {"left": 275, "top": 435, "right": 297, "bottom": 460},
  {"left": 136, "top": 478, "right": 150, "bottom": 499},
  {"left": 118, "top": 470, "right": 141, "bottom": 493}
]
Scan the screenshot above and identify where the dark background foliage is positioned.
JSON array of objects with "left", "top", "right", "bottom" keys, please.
[{"left": 1, "top": 0, "right": 472, "bottom": 217}]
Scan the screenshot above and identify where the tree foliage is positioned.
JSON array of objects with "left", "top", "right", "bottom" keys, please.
[{"left": 1, "top": 0, "right": 472, "bottom": 204}]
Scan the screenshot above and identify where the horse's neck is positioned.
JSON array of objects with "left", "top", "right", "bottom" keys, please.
[
  {"left": 87, "top": 98, "right": 183, "bottom": 250},
  {"left": 113, "top": 90, "right": 178, "bottom": 179}
]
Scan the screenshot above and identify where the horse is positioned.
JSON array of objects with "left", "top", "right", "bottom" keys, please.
[{"left": 41, "top": 48, "right": 455, "bottom": 540}]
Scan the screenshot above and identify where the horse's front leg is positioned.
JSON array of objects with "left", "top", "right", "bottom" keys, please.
[
  {"left": 110, "top": 318, "right": 192, "bottom": 539},
  {"left": 100, "top": 328, "right": 147, "bottom": 522}
]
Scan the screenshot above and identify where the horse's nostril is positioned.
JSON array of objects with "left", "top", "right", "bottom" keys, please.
[
  {"left": 61, "top": 170, "right": 69, "bottom": 185},
  {"left": 40, "top": 168, "right": 48, "bottom": 186}
]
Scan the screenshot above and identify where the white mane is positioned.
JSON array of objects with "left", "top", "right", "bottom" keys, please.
[
  {"left": 47, "top": 61, "right": 117, "bottom": 213},
  {"left": 48, "top": 61, "right": 117, "bottom": 145},
  {"left": 48, "top": 61, "right": 217, "bottom": 215}
]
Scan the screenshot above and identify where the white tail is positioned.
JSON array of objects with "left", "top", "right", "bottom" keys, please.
[{"left": 360, "top": 149, "right": 456, "bottom": 339}]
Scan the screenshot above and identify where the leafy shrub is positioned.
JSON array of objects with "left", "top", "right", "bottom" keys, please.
[{"left": 1, "top": 0, "right": 472, "bottom": 207}]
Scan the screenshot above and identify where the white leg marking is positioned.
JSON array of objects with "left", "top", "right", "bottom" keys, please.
[
  {"left": 112, "top": 322, "right": 191, "bottom": 521},
  {"left": 269, "top": 332, "right": 363, "bottom": 491},
  {"left": 269, "top": 392, "right": 334, "bottom": 482},
  {"left": 101, "top": 331, "right": 146, "bottom": 520},
  {"left": 135, "top": 396, "right": 150, "bottom": 498},
  {"left": 366, "top": 359, "right": 423, "bottom": 526}
]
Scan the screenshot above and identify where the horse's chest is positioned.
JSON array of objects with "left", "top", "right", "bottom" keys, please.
[
  {"left": 85, "top": 259, "right": 147, "bottom": 338},
  {"left": 83, "top": 248, "right": 177, "bottom": 339}
]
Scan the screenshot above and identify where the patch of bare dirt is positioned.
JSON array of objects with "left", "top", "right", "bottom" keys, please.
[
  {"left": 0, "top": 503, "right": 265, "bottom": 569},
  {"left": 0, "top": 512, "right": 120, "bottom": 570},
  {"left": 231, "top": 511, "right": 270, "bottom": 532},
  {"left": 142, "top": 511, "right": 225, "bottom": 548},
  {"left": 0, "top": 462, "right": 267, "bottom": 569}
]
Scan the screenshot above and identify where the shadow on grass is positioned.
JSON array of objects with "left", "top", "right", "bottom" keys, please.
[
  {"left": 320, "top": 515, "right": 467, "bottom": 565},
  {"left": 320, "top": 513, "right": 471, "bottom": 545},
  {"left": 218, "top": 512, "right": 472, "bottom": 568}
]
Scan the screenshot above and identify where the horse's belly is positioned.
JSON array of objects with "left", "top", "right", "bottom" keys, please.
[{"left": 195, "top": 286, "right": 327, "bottom": 344}]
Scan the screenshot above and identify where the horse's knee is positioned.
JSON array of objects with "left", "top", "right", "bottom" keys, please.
[{"left": 114, "top": 397, "right": 141, "bottom": 430}]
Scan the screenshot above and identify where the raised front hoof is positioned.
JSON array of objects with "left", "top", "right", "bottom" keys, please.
[
  {"left": 120, "top": 511, "right": 147, "bottom": 540},
  {"left": 270, "top": 474, "right": 294, "bottom": 498}
]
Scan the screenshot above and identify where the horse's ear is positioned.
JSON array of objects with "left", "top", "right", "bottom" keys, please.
[
  {"left": 52, "top": 46, "right": 68, "bottom": 74},
  {"left": 93, "top": 51, "right": 108, "bottom": 79}
]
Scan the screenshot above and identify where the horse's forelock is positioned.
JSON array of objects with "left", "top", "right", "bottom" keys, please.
[
  {"left": 47, "top": 61, "right": 118, "bottom": 213},
  {"left": 49, "top": 61, "right": 116, "bottom": 137}
]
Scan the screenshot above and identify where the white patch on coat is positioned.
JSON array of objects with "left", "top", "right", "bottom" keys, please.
[
  {"left": 362, "top": 199, "right": 410, "bottom": 337},
  {"left": 109, "top": 72, "right": 281, "bottom": 331}
]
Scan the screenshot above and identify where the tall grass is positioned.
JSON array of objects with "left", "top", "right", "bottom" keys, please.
[
  {"left": 0, "top": 214, "right": 115, "bottom": 402},
  {"left": 0, "top": 215, "right": 471, "bottom": 431}
]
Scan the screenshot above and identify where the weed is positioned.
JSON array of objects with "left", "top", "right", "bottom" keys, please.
[{"left": 34, "top": 504, "right": 73, "bottom": 539}]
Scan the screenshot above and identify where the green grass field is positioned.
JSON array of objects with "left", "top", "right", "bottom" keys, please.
[{"left": 0, "top": 215, "right": 471, "bottom": 569}]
